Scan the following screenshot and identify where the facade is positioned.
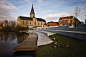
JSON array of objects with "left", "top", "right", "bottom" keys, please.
[
  {"left": 59, "top": 16, "right": 83, "bottom": 27},
  {"left": 17, "top": 4, "right": 46, "bottom": 28},
  {"left": 46, "top": 22, "right": 59, "bottom": 26}
]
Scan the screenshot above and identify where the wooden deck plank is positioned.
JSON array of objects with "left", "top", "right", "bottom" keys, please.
[{"left": 14, "top": 33, "right": 37, "bottom": 51}]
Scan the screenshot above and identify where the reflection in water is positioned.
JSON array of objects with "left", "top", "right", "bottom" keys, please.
[
  {"left": 0, "top": 32, "right": 16, "bottom": 42},
  {"left": 16, "top": 33, "right": 29, "bottom": 44},
  {"left": 0, "top": 32, "right": 33, "bottom": 57}
]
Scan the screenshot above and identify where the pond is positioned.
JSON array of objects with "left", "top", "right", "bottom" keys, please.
[{"left": 0, "top": 32, "right": 34, "bottom": 57}]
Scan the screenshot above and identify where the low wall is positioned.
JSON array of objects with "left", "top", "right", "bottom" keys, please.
[
  {"left": 35, "top": 26, "right": 86, "bottom": 41},
  {"left": 55, "top": 31, "right": 86, "bottom": 41},
  {"left": 48, "top": 26, "right": 86, "bottom": 32},
  {"left": 78, "top": 24, "right": 86, "bottom": 27},
  {"left": 41, "top": 30, "right": 86, "bottom": 41}
]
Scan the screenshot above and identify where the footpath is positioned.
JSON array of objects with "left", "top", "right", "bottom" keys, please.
[
  {"left": 34, "top": 32, "right": 53, "bottom": 46},
  {"left": 35, "top": 29, "right": 86, "bottom": 41},
  {"left": 14, "top": 32, "right": 37, "bottom": 51},
  {"left": 14, "top": 31, "right": 53, "bottom": 51}
]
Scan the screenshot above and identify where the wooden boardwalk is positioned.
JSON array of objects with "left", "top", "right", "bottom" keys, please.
[{"left": 14, "top": 33, "right": 37, "bottom": 51}]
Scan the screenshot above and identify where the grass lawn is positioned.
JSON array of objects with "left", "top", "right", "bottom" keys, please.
[
  {"left": 23, "top": 29, "right": 28, "bottom": 32},
  {"left": 36, "top": 34, "right": 86, "bottom": 57},
  {"left": 23, "top": 29, "right": 34, "bottom": 32}
]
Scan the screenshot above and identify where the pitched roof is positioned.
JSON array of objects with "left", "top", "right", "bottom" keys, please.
[
  {"left": 48, "top": 22, "right": 58, "bottom": 23},
  {"left": 30, "top": 4, "right": 35, "bottom": 14},
  {"left": 59, "top": 16, "right": 73, "bottom": 20},
  {"left": 36, "top": 18, "right": 46, "bottom": 22},
  {"left": 19, "top": 16, "right": 33, "bottom": 20},
  {"left": 19, "top": 16, "right": 46, "bottom": 22},
  {"left": 48, "top": 22, "right": 59, "bottom": 24}
]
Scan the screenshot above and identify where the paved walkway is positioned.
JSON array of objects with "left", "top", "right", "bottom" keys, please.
[
  {"left": 14, "top": 31, "right": 53, "bottom": 51},
  {"left": 45, "top": 29, "right": 86, "bottom": 34},
  {"left": 37, "top": 31, "right": 56, "bottom": 36},
  {"left": 14, "top": 28, "right": 86, "bottom": 51},
  {"left": 35, "top": 29, "right": 86, "bottom": 41},
  {"left": 34, "top": 32, "right": 53, "bottom": 46},
  {"left": 14, "top": 32, "right": 37, "bottom": 51}
]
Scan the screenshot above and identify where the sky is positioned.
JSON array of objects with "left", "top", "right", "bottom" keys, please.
[{"left": 0, "top": 0, "right": 86, "bottom": 23}]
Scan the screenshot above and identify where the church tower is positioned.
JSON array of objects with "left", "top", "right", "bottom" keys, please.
[{"left": 30, "top": 4, "right": 35, "bottom": 18}]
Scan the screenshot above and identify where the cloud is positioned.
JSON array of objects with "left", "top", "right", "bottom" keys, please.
[
  {"left": 0, "top": 0, "right": 17, "bottom": 21},
  {"left": 23, "top": 15, "right": 28, "bottom": 17},
  {"left": 37, "top": 0, "right": 42, "bottom": 3},
  {"left": 78, "top": 10, "right": 86, "bottom": 22},
  {"left": 25, "top": 0, "right": 29, "bottom": 1},
  {"left": 45, "top": 12, "right": 70, "bottom": 22},
  {"left": 80, "top": 10, "right": 86, "bottom": 14}
]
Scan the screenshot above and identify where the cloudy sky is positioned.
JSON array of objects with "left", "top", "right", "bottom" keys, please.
[{"left": 0, "top": 0, "right": 86, "bottom": 22}]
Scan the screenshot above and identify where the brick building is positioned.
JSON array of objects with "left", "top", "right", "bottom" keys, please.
[
  {"left": 59, "top": 16, "right": 83, "bottom": 27},
  {"left": 46, "top": 21, "right": 59, "bottom": 26},
  {"left": 17, "top": 4, "right": 46, "bottom": 28}
]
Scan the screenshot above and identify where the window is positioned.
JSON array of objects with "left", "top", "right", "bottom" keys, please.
[
  {"left": 30, "top": 21, "right": 31, "bottom": 25},
  {"left": 38, "top": 22, "right": 39, "bottom": 25},
  {"left": 23, "top": 21, "right": 24, "bottom": 25},
  {"left": 64, "top": 21, "right": 66, "bottom": 23},
  {"left": 35, "top": 22, "right": 36, "bottom": 25},
  {"left": 26, "top": 21, "right": 28, "bottom": 24},
  {"left": 68, "top": 20, "right": 70, "bottom": 23},
  {"left": 60, "top": 21, "right": 62, "bottom": 23},
  {"left": 41, "top": 22, "right": 42, "bottom": 25}
]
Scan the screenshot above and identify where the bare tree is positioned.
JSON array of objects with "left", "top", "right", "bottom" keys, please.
[
  {"left": 74, "top": 5, "right": 80, "bottom": 18},
  {"left": 11, "top": 21, "right": 16, "bottom": 27},
  {"left": 5, "top": 20, "right": 8, "bottom": 26}
]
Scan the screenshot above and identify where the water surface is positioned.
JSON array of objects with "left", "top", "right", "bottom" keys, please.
[{"left": 0, "top": 32, "right": 34, "bottom": 57}]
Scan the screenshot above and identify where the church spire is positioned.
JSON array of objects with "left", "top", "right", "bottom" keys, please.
[
  {"left": 30, "top": 4, "right": 35, "bottom": 14},
  {"left": 30, "top": 4, "right": 35, "bottom": 18}
]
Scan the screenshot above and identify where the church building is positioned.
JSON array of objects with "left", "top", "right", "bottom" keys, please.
[{"left": 17, "top": 4, "right": 46, "bottom": 28}]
